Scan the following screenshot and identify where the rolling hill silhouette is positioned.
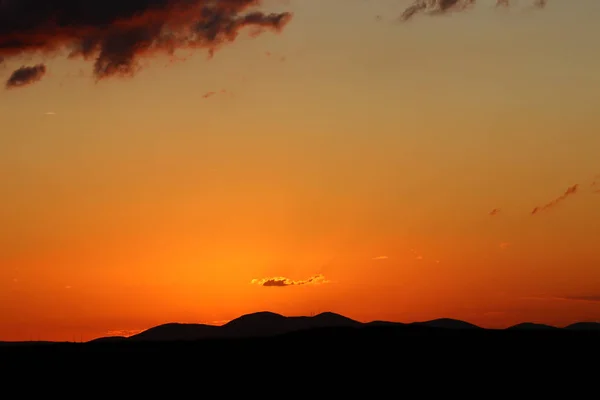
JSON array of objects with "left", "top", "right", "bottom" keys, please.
[
  {"left": 507, "top": 322, "right": 559, "bottom": 330},
  {"left": 564, "top": 322, "right": 600, "bottom": 331},
  {"left": 84, "top": 312, "right": 599, "bottom": 343},
  {"left": 125, "top": 311, "right": 361, "bottom": 341},
  {"left": 412, "top": 318, "right": 482, "bottom": 330}
]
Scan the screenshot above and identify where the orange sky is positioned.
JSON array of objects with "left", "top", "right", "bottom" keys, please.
[{"left": 1, "top": 0, "right": 600, "bottom": 341}]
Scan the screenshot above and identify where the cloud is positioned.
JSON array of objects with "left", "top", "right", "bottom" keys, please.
[
  {"left": 251, "top": 274, "right": 329, "bottom": 287},
  {"left": 399, "top": 0, "right": 546, "bottom": 21},
  {"left": 0, "top": 1, "right": 292, "bottom": 86},
  {"left": 400, "top": 0, "right": 476, "bottom": 21},
  {"left": 106, "top": 329, "right": 144, "bottom": 337},
  {"left": 556, "top": 295, "right": 600, "bottom": 303},
  {"left": 489, "top": 208, "right": 501, "bottom": 217},
  {"left": 524, "top": 295, "right": 600, "bottom": 303},
  {"left": 372, "top": 256, "right": 389, "bottom": 260},
  {"left": 202, "top": 89, "right": 228, "bottom": 98},
  {"left": 531, "top": 184, "right": 578, "bottom": 215},
  {"left": 5, "top": 64, "right": 47, "bottom": 89}
]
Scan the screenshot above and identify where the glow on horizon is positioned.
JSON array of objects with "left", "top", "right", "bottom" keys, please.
[{"left": 1, "top": 0, "right": 600, "bottom": 341}]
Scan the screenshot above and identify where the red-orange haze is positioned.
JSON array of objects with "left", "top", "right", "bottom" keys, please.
[{"left": 1, "top": 0, "right": 600, "bottom": 341}]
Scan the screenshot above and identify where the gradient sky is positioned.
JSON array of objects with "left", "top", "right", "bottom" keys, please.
[{"left": 1, "top": 0, "right": 599, "bottom": 341}]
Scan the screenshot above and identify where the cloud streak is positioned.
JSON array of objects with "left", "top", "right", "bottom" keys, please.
[
  {"left": 489, "top": 208, "right": 501, "bottom": 217},
  {"left": 531, "top": 184, "right": 578, "bottom": 215},
  {"left": 251, "top": 274, "right": 329, "bottom": 287},
  {"left": 558, "top": 295, "right": 600, "bottom": 303},
  {"left": 5, "top": 64, "right": 47, "bottom": 89},
  {"left": 526, "top": 295, "right": 600, "bottom": 303},
  {"left": 0, "top": 0, "right": 292, "bottom": 87},
  {"left": 106, "top": 329, "right": 144, "bottom": 337},
  {"left": 399, "top": 0, "right": 547, "bottom": 21}
]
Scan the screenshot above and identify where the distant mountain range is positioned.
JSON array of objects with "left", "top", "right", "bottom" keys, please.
[{"left": 87, "top": 312, "right": 600, "bottom": 343}]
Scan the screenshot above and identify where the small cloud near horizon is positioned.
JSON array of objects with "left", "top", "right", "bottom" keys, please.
[
  {"left": 372, "top": 256, "right": 389, "bottom": 260},
  {"left": 106, "top": 329, "right": 144, "bottom": 337},
  {"left": 523, "top": 295, "right": 600, "bottom": 303},
  {"left": 251, "top": 274, "right": 329, "bottom": 287}
]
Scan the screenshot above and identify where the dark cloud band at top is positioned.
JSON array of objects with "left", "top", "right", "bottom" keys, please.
[{"left": 0, "top": 0, "right": 292, "bottom": 85}]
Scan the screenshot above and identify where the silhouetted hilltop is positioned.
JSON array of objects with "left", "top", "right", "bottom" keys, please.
[
  {"left": 4, "top": 312, "right": 599, "bottom": 345},
  {"left": 311, "top": 312, "right": 360, "bottom": 326},
  {"left": 88, "top": 336, "right": 128, "bottom": 343},
  {"left": 124, "top": 311, "right": 364, "bottom": 342},
  {"left": 412, "top": 318, "right": 482, "bottom": 330},
  {"left": 92, "top": 313, "right": 600, "bottom": 342},
  {"left": 365, "top": 320, "right": 406, "bottom": 327},
  {"left": 507, "top": 323, "right": 558, "bottom": 330},
  {"left": 130, "top": 323, "right": 220, "bottom": 341},
  {"left": 564, "top": 322, "right": 600, "bottom": 331},
  {"left": 222, "top": 311, "right": 290, "bottom": 337}
]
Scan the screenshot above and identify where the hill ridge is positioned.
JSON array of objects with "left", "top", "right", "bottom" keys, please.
[{"left": 88, "top": 312, "right": 600, "bottom": 343}]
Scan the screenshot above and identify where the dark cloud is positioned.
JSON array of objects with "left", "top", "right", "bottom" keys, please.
[
  {"left": 5, "top": 64, "right": 47, "bottom": 89},
  {"left": 489, "top": 208, "right": 501, "bottom": 216},
  {"left": 0, "top": 1, "right": 292, "bottom": 85},
  {"left": 400, "top": 0, "right": 546, "bottom": 21},
  {"left": 531, "top": 184, "right": 578, "bottom": 216},
  {"left": 251, "top": 274, "right": 329, "bottom": 287},
  {"left": 400, "top": 0, "right": 475, "bottom": 21}
]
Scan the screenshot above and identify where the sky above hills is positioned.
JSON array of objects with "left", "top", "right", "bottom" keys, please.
[{"left": 1, "top": 0, "right": 599, "bottom": 341}]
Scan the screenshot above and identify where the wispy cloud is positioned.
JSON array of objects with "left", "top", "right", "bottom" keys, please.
[
  {"left": 499, "top": 242, "right": 511, "bottom": 250},
  {"left": 489, "top": 208, "right": 501, "bottom": 217},
  {"left": 106, "top": 329, "right": 143, "bottom": 337},
  {"left": 202, "top": 89, "right": 228, "bottom": 99},
  {"left": 251, "top": 274, "right": 329, "bottom": 287},
  {"left": 399, "top": 0, "right": 547, "bottom": 22},
  {"left": 556, "top": 295, "right": 600, "bottom": 303},
  {"left": 523, "top": 295, "right": 600, "bottom": 303},
  {"left": 531, "top": 184, "right": 578, "bottom": 215},
  {"left": 592, "top": 175, "right": 600, "bottom": 193},
  {"left": 372, "top": 256, "right": 389, "bottom": 260}
]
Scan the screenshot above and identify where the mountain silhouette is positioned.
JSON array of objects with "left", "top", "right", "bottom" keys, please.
[
  {"left": 564, "top": 322, "right": 600, "bottom": 331},
  {"left": 129, "top": 323, "right": 221, "bottom": 341},
  {"left": 127, "top": 311, "right": 362, "bottom": 341},
  {"left": 5, "top": 312, "right": 598, "bottom": 345},
  {"left": 507, "top": 322, "right": 558, "bottom": 330},
  {"left": 412, "top": 318, "right": 482, "bottom": 330}
]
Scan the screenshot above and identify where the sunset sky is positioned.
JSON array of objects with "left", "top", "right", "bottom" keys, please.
[{"left": 1, "top": 0, "right": 599, "bottom": 341}]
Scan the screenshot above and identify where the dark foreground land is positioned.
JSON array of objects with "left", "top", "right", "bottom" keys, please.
[{"left": 2, "top": 313, "right": 599, "bottom": 388}]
